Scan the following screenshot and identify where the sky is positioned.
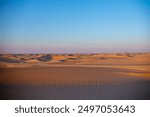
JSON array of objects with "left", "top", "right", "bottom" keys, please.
[{"left": 0, "top": 0, "right": 150, "bottom": 53}]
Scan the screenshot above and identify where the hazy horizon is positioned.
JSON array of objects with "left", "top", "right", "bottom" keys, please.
[{"left": 0, "top": 0, "right": 149, "bottom": 54}]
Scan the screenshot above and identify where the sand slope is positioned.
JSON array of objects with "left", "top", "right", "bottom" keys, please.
[{"left": 0, "top": 53, "right": 150, "bottom": 99}]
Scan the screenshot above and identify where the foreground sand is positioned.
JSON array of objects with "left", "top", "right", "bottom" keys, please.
[
  {"left": 0, "top": 53, "right": 150, "bottom": 99},
  {"left": 0, "top": 66, "right": 149, "bottom": 84}
]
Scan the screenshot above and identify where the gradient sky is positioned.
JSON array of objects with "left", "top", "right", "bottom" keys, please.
[{"left": 0, "top": 0, "right": 150, "bottom": 53}]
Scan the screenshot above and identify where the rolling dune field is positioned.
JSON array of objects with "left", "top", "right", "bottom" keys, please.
[{"left": 0, "top": 53, "right": 150, "bottom": 99}]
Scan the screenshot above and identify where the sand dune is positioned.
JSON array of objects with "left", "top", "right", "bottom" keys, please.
[
  {"left": 0, "top": 53, "right": 150, "bottom": 99},
  {"left": 0, "top": 53, "right": 149, "bottom": 79},
  {"left": 0, "top": 53, "right": 150, "bottom": 65}
]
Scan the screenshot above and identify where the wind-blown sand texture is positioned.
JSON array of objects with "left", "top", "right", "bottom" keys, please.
[{"left": 0, "top": 53, "right": 150, "bottom": 99}]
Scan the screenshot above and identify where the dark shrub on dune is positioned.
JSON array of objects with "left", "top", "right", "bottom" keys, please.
[{"left": 37, "top": 54, "right": 52, "bottom": 61}]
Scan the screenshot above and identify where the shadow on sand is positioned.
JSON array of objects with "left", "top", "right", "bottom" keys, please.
[{"left": 0, "top": 80, "right": 150, "bottom": 100}]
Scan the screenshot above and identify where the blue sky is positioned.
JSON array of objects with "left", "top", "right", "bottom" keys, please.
[{"left": 0, "top": 0, "right": 149, "bottom": 53}]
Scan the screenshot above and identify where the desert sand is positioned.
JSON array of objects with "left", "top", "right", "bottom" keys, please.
[{"left": 0, "top": 53, "right": 150, "bottom": 99}]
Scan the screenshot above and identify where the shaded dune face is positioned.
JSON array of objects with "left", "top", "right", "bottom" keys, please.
[
  {"left": 0, "top": 54, "right": 53, "bottom": 63},
  {"left": 0, "top": 56, "right": 21, "bottom": 63},
  {"left": 37, "top": 54, "right": 52, "bottom": 61}
]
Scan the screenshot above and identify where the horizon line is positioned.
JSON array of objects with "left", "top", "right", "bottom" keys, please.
[{"left": 0, "top": 51, "right": 150, "bottom": 55}]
